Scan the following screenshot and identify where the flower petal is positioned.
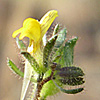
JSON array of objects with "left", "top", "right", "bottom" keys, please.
[
  {"left": 12, "top": 27, "right": 23, "bottom": 38},
  {"left": 22, "top": 18, "right": 41, "bottom": 42},
  {"left": 12, "top": 18, "right": 41, "bottom": 43},
  {"left": 40, "top": 10, "right": 58, "bottom": 37},
  {"left": 19, "top": 29, "right": 33, "bottom": 40}
]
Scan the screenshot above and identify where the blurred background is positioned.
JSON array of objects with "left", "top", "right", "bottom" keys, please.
[{"left": 0, "top": 0, "right": 100, "bottom": 100}]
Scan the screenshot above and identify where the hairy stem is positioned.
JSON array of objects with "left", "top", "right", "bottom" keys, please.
[{"left": 34, "top": 63, "right": 56, "bottom": 100}]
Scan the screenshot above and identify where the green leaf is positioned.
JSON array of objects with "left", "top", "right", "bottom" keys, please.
[
  {"left": 43, "top": 35, "right": 58, "bottom": 68},
  {"left": 59, "top": 77, "right": 85, "bottom": 86},
  {"left": 56, "top": 66, "right": 84, "bottom": 77},
  {"left": 54, "top": 81, "right": 84, "bottom": 94},
  {"left": 55, "top": 66, "right": 85, "bottom": 86},
  {"left": 7, "top": 58, "right": 37, "bottom": 82},
  {"left": 16, "top": 38, "right": 27, "bottom": 51},
  {"left": 51, "top": 28, "right": 67, "bottom": 63},
  {"left": 21, "top": 52, "right": 41, "bottom": 73},
  {"left": 54, "top": 28, "right": 67, "bottom": 51},
  {"left": 58, "top": 86, "right": 84, "bottom": 94},
  {"left": 56, "top": 37, "right": 78, "bottom": 67},
  {"left": 7, "top": 58, "right": 24, "bottom": 77}
]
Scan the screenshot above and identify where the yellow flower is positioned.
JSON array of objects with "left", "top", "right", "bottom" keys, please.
[{"left": 12, "top": 10, "right": 58, "bottom": 53}]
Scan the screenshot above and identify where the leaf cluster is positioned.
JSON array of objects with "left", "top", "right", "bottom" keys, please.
[{"left": 7, "top": 24, "right": 85, "bottom": 99}]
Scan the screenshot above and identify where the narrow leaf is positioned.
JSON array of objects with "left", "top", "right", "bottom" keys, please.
[
  {"left": 54, "top": 28, "right": 67, "bottom": 51},
  {"left": 7, "top": 58, "right": 36, "bottom": 82},
  {"left": 58, "top": 86, "right": 84, "bottom": 94},
  {"left": 43, "top": 35, "right": 57, "bottom": 68},
  {"left": 21, "top": 52, "right": 41, "bottom": 73},
  {"left": 51, "top": 28, "right": 67, "bottom": 62},
  {"left": 7, "top": 58, "right": 24, "bottom": 77},
  {"left": 54, "top": 81, "right": 84, "bottom": 94}
]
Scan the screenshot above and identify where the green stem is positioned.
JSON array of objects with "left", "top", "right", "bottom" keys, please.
[{"left": 34, "top": 64, "right": 56, "bottom": 100}]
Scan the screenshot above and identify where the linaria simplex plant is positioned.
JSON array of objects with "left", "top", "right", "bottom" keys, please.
[{"left": 7, "top": 10, "right": 85, "bottom": 100}]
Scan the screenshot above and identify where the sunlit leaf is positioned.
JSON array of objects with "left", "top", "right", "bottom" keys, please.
[
  {"left": 7, "top": 58, "right": 36, "bottom": 82},
  {"left": 7, "top": 58, "right": 24, "bottom": 77}
]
